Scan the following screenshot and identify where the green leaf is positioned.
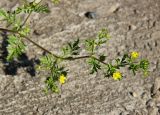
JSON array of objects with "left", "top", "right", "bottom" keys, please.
[
  {"left": 0, "top": 9, "right": 17, "bottom": 25},
  {"left": 62, "top": 39, "right": 80, "bottom": 56},
  {"left": 45, "top": 76, "right": 59, "bottom": 93},
  {"left": 128, "top": 63, "right": 139, "bottom": 75},
  {"left": 88, "top": 58, "right": 101, "bottom": 74},
  {"left": 19, "top": 26, "right": 31, "bottom": 36},
  {"left": 85, "top": 39, "right": 95, "bottom": 54},
  {"left": 15, "top": 3, "right": 50, "bottom": 14},
  {"left": 121, "top": 54, "right": 128, "bottom": 62},
  {"left": 7, "top": 35, "right": 26, "bottom": 61},
  {"left": 140, "top": 59, "right": 149, "bottom": 70},
  {"left": 39, "top": 54, "right": 55, "bottom": 70},
  {"left": 98, "top": 28, "right": 110, "bottom": 40},
  {"left": 39, "top": 54, "right": 68, "bottom": 76},
  {"left": 104, "top": 63, "right": 116, "bottom": 77},
  {"left": 0, "top": 9, "right": 7, "bottom": 18},
  {"left": 52, "top": 0, "right": 60, "bottom": 4}
]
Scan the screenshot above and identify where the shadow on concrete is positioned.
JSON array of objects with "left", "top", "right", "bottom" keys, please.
[{"left": 0, "top": 31, "right": 39, "bottom": 76}]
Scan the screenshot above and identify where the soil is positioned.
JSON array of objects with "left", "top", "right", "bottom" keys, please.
[{"left": 0, "top": 0, "right": 160, "bottom": 115}]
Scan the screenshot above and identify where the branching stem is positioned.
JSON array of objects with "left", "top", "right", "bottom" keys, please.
[
  {"left": 20, "top": 0, "right": 44, "bottom": 28},
  {"left": 0, "top": 28, "right": 108, "bottom": 65}
]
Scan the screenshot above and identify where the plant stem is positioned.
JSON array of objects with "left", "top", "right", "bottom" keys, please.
[
  {"left": 0, "top": 27, "right": 59, "bottom": 58},
  {"left": 20, "top": 0, "right": 44, "bottom": 28},
  {"left": 20, "top": 12, "right": 32, "bottom": 28},
  {"left": 0, "top": 28, "right": 108, "bottom": 65},
  {"left": 92, "top": 56, "right": 108, "bottom": 65}
]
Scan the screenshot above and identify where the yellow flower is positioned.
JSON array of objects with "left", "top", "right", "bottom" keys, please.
[
  {"left": 59, "top": 74, "right": 66, "bottom": 84},
  {"left": 113, "top": 71, "right": 122, "bottom": 80},
  {"left": 131, "top": 51, "right": 139, "bottom": 59}
]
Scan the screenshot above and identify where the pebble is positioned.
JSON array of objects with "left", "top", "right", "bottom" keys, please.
[
  {"left": 129, "top": 91, "right": 138, "bottom": 97},
  {"left": 84, "top": 11, "right": 96, "bottom": 19}
]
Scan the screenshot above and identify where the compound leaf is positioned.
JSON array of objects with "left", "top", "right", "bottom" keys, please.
[{"left": 7, "top": 35, "right": 26, "bottom": 61}]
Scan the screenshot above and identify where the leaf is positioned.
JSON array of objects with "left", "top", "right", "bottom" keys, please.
[
  {"left": 62, "top": 39, "right": 80, "bottom": 56},
  {"left": 34, "top": 4, "right": 50, "bottom": 13},
  {"left": 39, "top": 54, "right": 55, "bottom": 70},
  {"left": 121, "top": 54, "right": 128, "bottom": 62},
  {"left": 7, "top": 35, "right": 26, "bottom": 61},
  {"left": 19, "top": 26, "right": 31, "bottom": 36},
  {"left": 140, "top": 59, "right": 149, "bottom": 70},
  {"left": 105, "top": 63, "right": 116, "bottom": 76},
  {"left": 98, "top": 28, "right": 110, "bottom": 40},
  {"left": 15, "top": 3, "right": 50, "bottom": 14},
  {"left": 0, "top": 9, "right": 17, "bottom": 25},
  {"left": 52, "top": 0, "right": 60, "bottom": 4},
  {"left": 88, "top": 58, "right": 101, "bottom": 74},
  {"left": 0, "top": 9, "right": 7, "bottom": 18},
  {"left": 128, "top": 63, "right": 139, "bottom": 75},
  {"left": 85, "top": 39, "right": 95, "bottom": 54},
  {"left": 45, "top": 76, "right": 59, "bottom": 93},
  {"left": 39, "top": 54, "right": 68, "bottom": 77}
]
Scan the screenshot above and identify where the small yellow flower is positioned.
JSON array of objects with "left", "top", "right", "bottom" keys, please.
[
  {"left": 131, "top": 51, "right": 139, "bottom": 59},
  {"left": 59, "top": 74, "right": 66, "bottom": 84},
  {"left": 113, "top": 71, "right": 122, "bottom": 80}
]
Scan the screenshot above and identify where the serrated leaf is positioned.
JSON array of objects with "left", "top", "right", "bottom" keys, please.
[
  {"left": 95, "top": 28, "right": 110, "bottom": 47},
  {"left": 88, "top": 58, "right": 101, "bottom": 74},
  {"left": 98, "top": 28, "right": 110, "bottom": 40},
  {"left": 140, "top": 59, "right": 149, "bottom": 70},
  {"left": 85, "top": 39, "right": 95, "bottom": 54},
  {"left": 45, "top": 76, "right": 59, "bottom": 93},
  {"left": 62, "top": 39, "right": 80, "bottom": 56},
  {"left": 7, "top": 35, "right": 26, "bottom": 61},
  {"left": 104, "top": 63, "right": 116, "bottom": 77},
  {"left": 0, "top": 9, "right": 17, "bottom": 25},
  {"left": 39, "top": 54, "right": 55, "bottom": 70},
  {"left": 0, "top": 9, "right": 7, "bottom": 18},
  {"left": 15, "top": 3, "right": 50, "bottom": 14},
  {"left": 128, "top": 63, "right": 139, "bottom": 75}
]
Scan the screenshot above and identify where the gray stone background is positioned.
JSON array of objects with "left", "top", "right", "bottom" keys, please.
[{"left": 0, "top": 0, "right": 160, "bottom": 114}]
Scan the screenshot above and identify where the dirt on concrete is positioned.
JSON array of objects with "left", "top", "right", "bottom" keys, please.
[{"left": 0, "top": 0, "right": 160, "bottom": 115}]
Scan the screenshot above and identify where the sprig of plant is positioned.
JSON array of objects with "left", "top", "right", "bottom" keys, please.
[
  {"left": 88, "top": 58, "right": 101, "bottom": 74},
  {"left": 38, "top": 54, "right": 67, "bottom": 93},
  {"left": 0, "top": 8, "right": 29, "bottom": 60},
  {"left": 85, "top": 29, "right": 110, "bottom": 54},
  {"left": 6, "top": 35, "right": 26, "bottom": 61},
  {"left": 15, "top": 2, "right": 50, "bottom": 14},
  {"left": 0, "top": 0, "right": 47, "bottom": 61},
  {"left": 62, "top": 39, "right": 80, "bottom": 57},
  {"left": 0, "top": 0, "right": 150, "bottom": 93}
]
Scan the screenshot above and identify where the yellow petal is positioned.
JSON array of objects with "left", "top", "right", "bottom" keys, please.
[
  {"left": 59, "top": 74, "right": 67, "bottom": 84},
  {"left": 113, "top": 71, "right": 122, "bottom": 80}
]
